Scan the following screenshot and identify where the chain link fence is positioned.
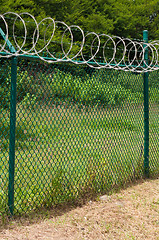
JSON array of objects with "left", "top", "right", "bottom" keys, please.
[
  {"left": 0, "top": 57, "right": 159, "bottom": 215},
  {"left": 0, "top": 58, "right": 11, "bottom": 214},
  {"left": 149, "top": 71, "right": 159, "bottom": 175}
]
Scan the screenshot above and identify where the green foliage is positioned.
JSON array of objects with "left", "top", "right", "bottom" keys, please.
[
  {"left": 14, "top": 65, "right": 144, "bottom": 108},
  {"left": 0, "top": 63, "right": 158, "bottom": 213},
  {"left": 1, "top": 61, "right": 158, "bottom": 111},
  {"left": 1, "top": 0, "right": 159, "bottom": 40},
  {"left": 1, "top": 101, "right": 158, "bottom": 213},
  {"left": 0, "top": 0, "right": 159, "bottom": 214},
  {"left": 0, "top": 60, "right": 11, "bottom": 109}
]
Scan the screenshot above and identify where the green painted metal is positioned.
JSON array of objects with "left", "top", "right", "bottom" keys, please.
[
  {"left": 8, "top": 56, "right": 17, "bottom": 215},
  {"left": 0, "top": 27, "right": 17, "bottom": 215},
  {"left": 0, "top": 51, "right": 142, "bottom": 69},
  {"left": 0, "top": 30, "right": 158, "bottom": 216},
  {"left": 0, "top": 27, "right": 16, "bottom": 53},
  {"left": 143, "top": 30, "right": 149, "bottom": 178}
]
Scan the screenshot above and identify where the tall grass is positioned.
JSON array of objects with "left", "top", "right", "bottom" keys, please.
[
  {"left": 1, "top": 62, "right": 159, "bottom": 110},
  {"left": 0, "top": 61, "right": 158, "bottom": 214},
  {"left": 0, "top": 102, "right": 158, "bottom": 214}
]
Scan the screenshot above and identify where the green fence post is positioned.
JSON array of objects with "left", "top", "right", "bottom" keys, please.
[
  {"left": 8, "top": 56, "right": 17, "bottom": 215},
  {"left": 143, "top": 30, "right": 149, "bottom": 178}
]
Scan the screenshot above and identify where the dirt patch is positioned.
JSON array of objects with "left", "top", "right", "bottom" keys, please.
[{"left": 0, "top": 178, "right": 159, "bottom": 240}]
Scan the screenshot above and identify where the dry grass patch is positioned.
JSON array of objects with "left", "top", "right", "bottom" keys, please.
[{"left": 0, "top": 178, "right": 159, "bottom": 240}]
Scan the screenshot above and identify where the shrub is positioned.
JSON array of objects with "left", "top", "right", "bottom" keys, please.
[{"left": 1, "top": 60, "right": 158, "bottom": 110}]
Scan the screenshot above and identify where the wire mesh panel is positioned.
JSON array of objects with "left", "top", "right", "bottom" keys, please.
[
  {"left": 149, "top": 71, "right": 159, "bottom": 177},
  {"left": 0, "top": 12, "right": 158, "bottom": 215},
  {"left": 10, "top": 58, "right": 146, "bottom": 213},
  {"left": 0, "top": 58, "right": 11, "bottom": 213}
]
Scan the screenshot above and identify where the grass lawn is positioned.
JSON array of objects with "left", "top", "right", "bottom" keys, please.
[{"left": 0, "top": 102, "right": 158, "bottom": 214}]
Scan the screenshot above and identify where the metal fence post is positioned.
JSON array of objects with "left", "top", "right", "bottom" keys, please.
[
  {"left": 143, "top": 30, "right": 149, "bottom": 178},
  {"left": 8, "top": 56, "right": 17, "bottom": 215}
]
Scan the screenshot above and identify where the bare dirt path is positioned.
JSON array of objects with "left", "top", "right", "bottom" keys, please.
[{"left": 0, "top": 178, "right": 159, "bottom": 240}]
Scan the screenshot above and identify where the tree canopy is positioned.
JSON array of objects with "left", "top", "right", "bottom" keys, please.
[{"left": 1, "top": 0, "right": 159, "bottom": 40}]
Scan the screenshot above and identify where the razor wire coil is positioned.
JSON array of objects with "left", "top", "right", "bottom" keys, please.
[{"left": 0, "top": 12, "right": 159, "bottom": 72}]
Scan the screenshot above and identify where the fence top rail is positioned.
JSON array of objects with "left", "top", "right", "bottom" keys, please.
[{"left": 0, "top": 12, "right": 159, "bottom": 72}]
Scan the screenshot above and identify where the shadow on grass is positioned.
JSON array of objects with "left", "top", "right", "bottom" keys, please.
[{"left": 1, "top": 176, "right": 158, "bottom": 232}]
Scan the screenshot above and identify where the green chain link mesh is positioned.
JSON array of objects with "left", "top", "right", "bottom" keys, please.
[
  {"left": 0, "top": 57, "right": 158, "bottom": 214},
  {"left": 149, "top": 71, "right": 159, "bottom": 176},
  {"left": 0, "top": 58, "right": 11, "bottom": 213}
]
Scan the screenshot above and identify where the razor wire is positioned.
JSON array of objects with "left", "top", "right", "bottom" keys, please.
[{"left": 0, "top": 12, "right": 159, "bottom": 72}]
